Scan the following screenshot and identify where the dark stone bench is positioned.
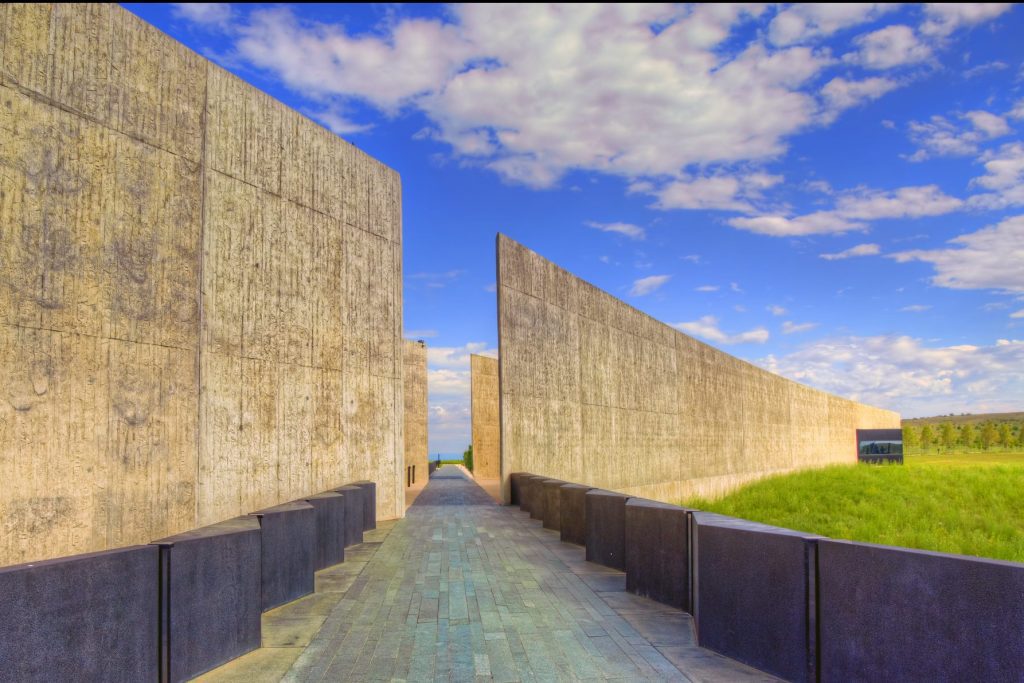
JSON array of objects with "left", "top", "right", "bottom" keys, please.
[
  {"left": 692, "top": 512, "right": 821, "bottom": 683},
  {"left": 0, "top": 545, "right": 159, "bottom": 681},
  {"left": 333, "top": 485, "right": 365, "bottom": 546},
  {"left": 509, "top": 471, "right": 534, "bottom": 506},
  {"left": 818, "top": 539, "right": 1024, "bottom": 681},
  {"left": 541, "top": 479, "right": 566, "bottom": 530},
  {"left": 559, "top": 483, "right": 593, "bottom": 546},
  {"left": 300, "top": 492, "right": 347, "bottom": 569},
  {"left": 349, "top": 480, "right": 377, "bottom": 530},
  {"left": 624, "top": 498, "right": 690, "bottom": 611},
  {"left": 585, "top": 489, "right": 631, "bottom": 570},
  {"left": 252, "top": 501, "right": 316, "bottom": 611},
  {"left": 518, "top": 474, "right": 543, "bottom": 516},
  {"left": 153, "top": 516, "right": 262, "bottom": 682}
]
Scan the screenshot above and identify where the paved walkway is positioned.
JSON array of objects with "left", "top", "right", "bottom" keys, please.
[{"left": 200, "top": 468, "right": 775, "bottom": 682}]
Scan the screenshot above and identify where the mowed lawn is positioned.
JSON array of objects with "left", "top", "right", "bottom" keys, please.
[{"left": 682, "top": 452, "right": 1024, "bottom": 563}]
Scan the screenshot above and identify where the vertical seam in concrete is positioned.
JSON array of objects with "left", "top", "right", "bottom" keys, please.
[
  {"left": 195, "top": 60, "right": 209, "bottom": 528},
  {"left": 495, "top": 234, "right": 505, "bottom": 502}
]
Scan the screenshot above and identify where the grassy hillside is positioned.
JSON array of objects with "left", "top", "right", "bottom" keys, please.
[{"left": 682, "top": 456, "right": 1024, "bottom": 562}]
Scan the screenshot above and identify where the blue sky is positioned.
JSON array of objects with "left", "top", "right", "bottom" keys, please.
[{"left": 126, "top": 3, "right": 1024, "bottom": 454}]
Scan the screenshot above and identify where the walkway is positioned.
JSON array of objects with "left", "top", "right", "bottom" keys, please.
[{"left": 199, "top": 468, "right": 775, "bottom": 682}]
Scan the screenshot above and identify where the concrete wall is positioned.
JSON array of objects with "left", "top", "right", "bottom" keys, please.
[
  {"left": 471, "top": 354, "right": 500, "bottom": 479},
  {"left": 496, "top": 235, "right": 899, "bottom": 502},
  {"left": 403, "top": 340, "right": 428, "bottom": 484},
  {"left": 0, "top": 3, "right": 404, "bottom": 567}
]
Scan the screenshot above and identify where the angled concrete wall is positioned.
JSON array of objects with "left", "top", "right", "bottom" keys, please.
[
  {"left": 403, "top": 340, "right": 428, "bottom": 484},
  {"left": 0, "top": 3, "right": 404, "bottom": 567},
  {"left": 471, "top": 354, "right": 500, "bottom": 480},
  {"left": 496, "top": 235, "right": 899, "bottom": 502}
]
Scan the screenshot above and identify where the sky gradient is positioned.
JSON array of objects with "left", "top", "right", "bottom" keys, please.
[{"left": 125, "top": 3, "right": 1024, "bottom": 455}]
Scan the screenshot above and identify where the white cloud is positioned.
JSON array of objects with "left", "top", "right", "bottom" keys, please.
[
  {"left": 847, "top": 25, "right": 931, "bottom": 70},
  {"left": 759, "top": 335, "right": 1024, "bottom": 417},
  {"left": 427, "top": 342, "right": 498, "bottom": 369},
  {"left": 889, "top": 215, "right": 1024, "bottom": 292},
  {"left": 1011, "top": 310, "right": 1024, "bottom": 319},
  {"left": 1010, "top": 99, "right": 1024, "bottom": 121},
  {"left": 646, "top": 173, "right": 783, "bottom": 212},
  {"left": 768, "top": 305, "right": 788, "bottom": 316},
  {"left": 673, "top": 316, "right": 770, "bottom": 345},
  {"left": 731, "top": 184, "right": 963, "bottom": 237},
  {"left": 782, "top": 321, "right": 819, "bottom": 334},
  {"left": 920, "top": 3, "right": 1012, "bottom": 39},
  {"left": 820, "top": 77, "right": 900, "bottom": 122},
  {"left": 967, "top": 142, "right": 1024, "bottom": 209},
  {"left": 585, "top": 221, "right": 645, "bottom": 240},
  {"left": 235, "top": 9, "right": 475, "bottom": 111},
  {"left": 729, "top": 211, "right": 864, "bottom": 236},
  {"left": 820, "top": 243, "right": 881, "bottom": 260},
  {"left": 907, "top": 111, "right": 1011, "bottom": 161},
  {"left": 630, "top": 274, "right": 671, "bottom": 296},
  {"left": 696, "top": 285, "right": 720, "bottom": 292},
  {"left": 768, "top": 4, "right": 896, "bottom": 46},
  {"left": 172, "top": 3, "right": 232, "bottom": 27},
  {"left": 901, "top": 304, "right": 932, "bottom": 312}
]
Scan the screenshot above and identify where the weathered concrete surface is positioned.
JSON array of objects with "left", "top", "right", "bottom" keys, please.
[
  {"left": 200, "top": 467, "right": 778, "bottom": 682},
  {"left": 817, "top": 539, "right": 1024, "bottom": 681},
  {"left": 403, "top": 340, "right": 428, "bottom": 486},
  {"left": 471, "top": 353, "right": 500, "bottom": 480},
  {"left": 496, "top": 235, "right": 899, "bottom": 503},
  {"left": 0, "top": 3, "right": 403, "bottom": 566}
]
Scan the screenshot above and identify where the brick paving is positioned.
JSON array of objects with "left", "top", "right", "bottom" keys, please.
[{"left": 200, "top": 467, "right": 776, "bottom": 682}]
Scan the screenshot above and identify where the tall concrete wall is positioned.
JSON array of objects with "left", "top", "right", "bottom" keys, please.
[
  {"left": 403, "top": 340, "right": 428, "bottom": 484},
  {"left": 496, "top": 235, "right": 899, "bottom": 502},
  {"left": 471, "top": 354, "right": 500, "bottom": 479},
  {"left": 0, "top": 3, "right": 404, "bottom": 567}
]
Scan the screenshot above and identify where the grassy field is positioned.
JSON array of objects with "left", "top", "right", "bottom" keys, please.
[{"left": 682, "top": 452, "right": 1024, "bottom": 562}]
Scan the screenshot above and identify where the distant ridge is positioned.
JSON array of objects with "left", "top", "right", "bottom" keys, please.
[{"left": 904, "top": 412, "right": 1024, "bottom": 426}]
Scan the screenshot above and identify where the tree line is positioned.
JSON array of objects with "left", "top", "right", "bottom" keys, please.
[{"left": 903, "top": 420, "right": 1024, "bottom": 453}]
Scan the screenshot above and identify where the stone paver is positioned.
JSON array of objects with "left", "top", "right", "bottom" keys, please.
[{"left": 202, "top": 468, "right": 776, "bottom": 682}]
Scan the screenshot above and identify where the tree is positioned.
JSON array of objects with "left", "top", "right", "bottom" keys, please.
[
  {"left": 939, "top": 422, "right": 957, "bottom": 452},
  {"left": 463, "top": 443, "right": 474, "bottom": 472},
  {"left": 902, "top": 425, "right": 919, "bottom": 452},
  {"left": 997, "top": 423, "right": 1013, "bottom": 449},
  {"left": 960, "top": 423, "right": 976, "bottom": 451},
  {"left": 919, "top": 424, "right": 935, "bottom": 450},
  {"left": 980, "top": 422, "right": 998, "bottom": 450}
]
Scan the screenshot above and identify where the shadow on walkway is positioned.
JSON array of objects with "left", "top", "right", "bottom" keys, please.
[{"left": 409, "top": 466, "right": 497, "bottom": 506}]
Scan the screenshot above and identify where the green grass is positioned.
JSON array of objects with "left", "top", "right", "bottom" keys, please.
[{"left": 682, "top": 456, "right": 1024, "bottom": 562}]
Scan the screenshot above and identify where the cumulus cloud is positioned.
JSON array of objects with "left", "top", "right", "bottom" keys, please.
[
  {"left": 1011, "top": 310, "right": 1024, "bottom": 319},
  {"left": 820, "top": 243, "right": 881, "bottom": 260},
  {"left": 782, "top": 321, "right": 819, "bottom": 334},
  {"left": 427, "top": 342, "right": 498, "bottom": 369},
  {"left": 673, "top": 316, "right": 769, "bottom": 345},
  {"left": 768, "top": 4, "right": 896, "bottom": 47},
  {"left": 630, "top": 275, "right": 671, "bottom": 296},
  {"left": 906, "top": 111, "right": 1012, "bottom": 161},
  {"left": 889, "top": 215, "right": 1024, "bottom": 292},
  {"left": 967, "top": 142, "right": 1024, "bottom": 209},
  {"left": 820, "top": 77, "right": 900, "bottom": 122},
  {"left": 425, "top": 342, "right": 498, "bottom": 453},
  {"left": 759, "top": 335, "right": 1024, "bottom": 416},
  {"left": 646, "top": 173, "right": 783, "bottom": 212},
  {"left": 731, "top": 184, "right": 962, "bottom": 236},
  {"left": 919, "top": 3, "right": 1012, "bottom": 39},
  {"left": 172, "top": 3, "right": 232, "bottom": 27},
  {"left": 847, "top": 25, "right": 932, "bottom": 70},
  {"left": 586, "top": 221, "right": 645, "bottom": 240}
]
